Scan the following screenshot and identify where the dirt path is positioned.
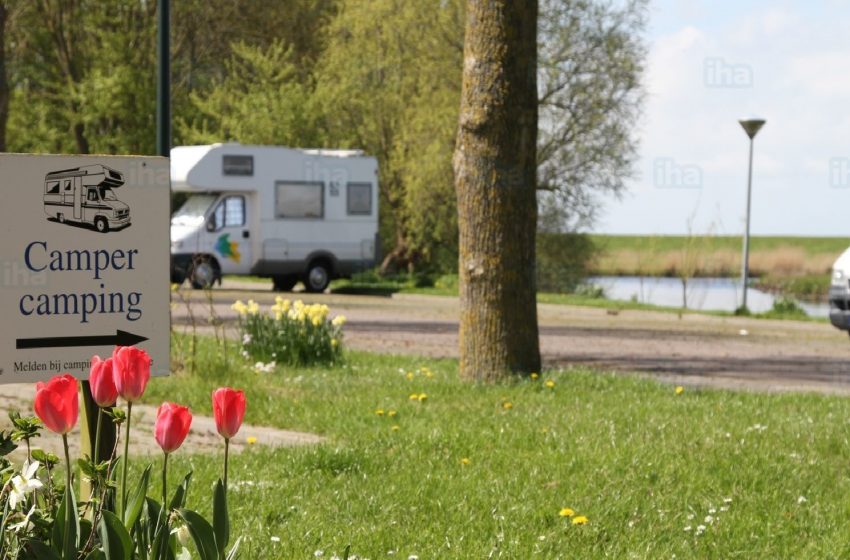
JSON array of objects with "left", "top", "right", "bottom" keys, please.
[{"left": 170, "top": 280, "right": 850, "bottom": 395}]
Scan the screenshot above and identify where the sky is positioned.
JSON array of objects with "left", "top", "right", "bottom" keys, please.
[{"left": 595, "top": 0, "right": 850, "bottom": 236}]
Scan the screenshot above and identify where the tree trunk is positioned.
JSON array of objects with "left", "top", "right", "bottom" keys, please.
[{"left": 453, "top": 0, "right": 541, "bottom": 381}]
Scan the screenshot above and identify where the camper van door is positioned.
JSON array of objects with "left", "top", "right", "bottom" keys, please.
[{"left": 203, "top": 194, "right": 252, "bottom": 274}]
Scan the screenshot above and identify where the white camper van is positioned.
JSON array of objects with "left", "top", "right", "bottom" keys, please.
[
  {"left": 170, "top": 143, "right": 379, "bottom": 292},
  {"left": 829, "top": 247, "right": 850, "bottom": 334}
]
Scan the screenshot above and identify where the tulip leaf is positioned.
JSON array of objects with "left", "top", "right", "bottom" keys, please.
[
  {"left": 225, "top": 537, "right": 243, "bottom": 560},
  {"left": 22, "top": 539, "right": 61, "bottom": 560},
  {"left": 213, "top": 479, "right": 229, "bottom": 552},
  {"left": 52, "top": 485, "right": 79, "bottom": 559},
  {"left": 176, "top": 508, "right": 220, "bottom": 560},
  {"left": 98, "top": 510, "right": 132, "bottom": 560},
  {"left": 169, "top": 472, "right": 193, "bottom": 510},
  {"left": 124, "top": 464, "right": 151, "bottom": 530}
]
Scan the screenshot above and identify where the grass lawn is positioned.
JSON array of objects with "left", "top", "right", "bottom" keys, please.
[{"left": 140, "top": 335, "right": 850, "bottom": 558}]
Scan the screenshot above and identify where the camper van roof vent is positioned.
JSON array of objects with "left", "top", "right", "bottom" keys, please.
[{"left": 223, "top": 154, "right": 254, "bottom": 176}]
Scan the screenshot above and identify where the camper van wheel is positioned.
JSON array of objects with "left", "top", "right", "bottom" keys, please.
[
  {"left": 304, "top": 262, "right": 331, "bottom": 293},
  {"left": 189, "top": 259, "right": 217, "bottom": 289},
  {"left": 57, "top": 213, "right": 65, "bottom": 224},
  {"left": 94, "top": 217, "right": 109, "bottom": 233},
  {"left": 272, "top": 275, "right": 298, "bottom": 292}
]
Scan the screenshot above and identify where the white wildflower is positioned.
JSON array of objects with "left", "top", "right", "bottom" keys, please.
[
  {"left": 797, "top": 495, "right": 807, "bottom": 504},
  {"left": 271, "top": 536, "right": 281, "bottom": 543}
]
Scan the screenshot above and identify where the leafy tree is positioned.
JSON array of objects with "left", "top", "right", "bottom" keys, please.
[{"left": 454, "top": 0, "right": 541, "bottom": 380}]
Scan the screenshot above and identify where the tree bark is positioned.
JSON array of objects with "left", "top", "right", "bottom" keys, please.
[{"left": 453, "top": 0, "right": 541, "bottom": 381}]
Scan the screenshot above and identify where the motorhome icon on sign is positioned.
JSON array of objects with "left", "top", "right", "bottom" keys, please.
[{"left": 43, "top": 164, "right": 131, "bottom": 233}]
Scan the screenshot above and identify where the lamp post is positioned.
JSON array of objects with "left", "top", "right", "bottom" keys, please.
[{"left": 738, "top": 118, "right": 765, "bottom": 312}]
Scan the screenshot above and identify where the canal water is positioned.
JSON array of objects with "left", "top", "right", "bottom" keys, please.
[{"left": 588, "top": 276, "right": 829, "bottom": 318}]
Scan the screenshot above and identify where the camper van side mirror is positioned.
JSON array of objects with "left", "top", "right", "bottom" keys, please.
[{"left": 206, "top": 216, "right": 216, "bottom": 232}]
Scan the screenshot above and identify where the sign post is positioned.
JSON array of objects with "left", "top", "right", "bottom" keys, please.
[{"left": 0, "top": 154, "right": 169, "bottom": 493}]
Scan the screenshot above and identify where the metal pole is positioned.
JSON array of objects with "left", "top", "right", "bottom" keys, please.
[
  {"left": 741, "top": 136, "right": 754, "bottom": 311},
  {"left": 156, "top": 0, "right": 170, "bottom": 157}
]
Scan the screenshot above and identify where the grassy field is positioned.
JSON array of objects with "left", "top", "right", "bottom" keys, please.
[
  {"left": 138, "top": 335, "right": 850, "bottom": 558},
  {"left": 590, "top": 234, "right": 846, "bottom": 280}
]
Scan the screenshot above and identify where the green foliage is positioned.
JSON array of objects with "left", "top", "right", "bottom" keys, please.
[
  {"left": 233, "top": 297, "right": 344, "bottom": 366},
  {"left": 536, "top": 232, "right": 598, "bottom": 293}
]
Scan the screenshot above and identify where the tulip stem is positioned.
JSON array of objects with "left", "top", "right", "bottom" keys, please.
[
  {"left": 94, "top": 407, "right": 103, "bottom": 465},
  {"left": 62, "top": 433, "right": 73, "bottom": 557},
  {"left": 224, "top": 438, "right": 229, "bottom": 495},
  {"left": 162, "top": 452, "right": 168, "bottom": 512},
  {"left": 120, "top": 401, "right": 132, "bottom": 520}
]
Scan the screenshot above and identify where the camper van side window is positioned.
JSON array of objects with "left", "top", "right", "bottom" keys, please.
[
  {"left": 63, "top": 180, "right": 72, "bottom": 192},
  {"left": 223, "top": 155, "right": 253, "bottom": 176},
  {"left": 210, "top": 196, "right": 246, "bottom": 230},
  {"left": 275, "top": 182, "right": 324, "bottom": 219},
  {"left": 347, "top": 183, "right": 372, "bottom": 215},
  {"left": 45, "top": 181, "right": 60, "bottom": 194}
]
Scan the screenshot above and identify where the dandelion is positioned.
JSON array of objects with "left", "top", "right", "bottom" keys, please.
[
  {"left": 418, "top": 393, "right": 427, "bottom": 402},
  {"left": 544, "top": 380, "right": 555, "bottom": 389},
  {"left": 675, "top": 386, "right": 684, "bottom": 395},
  {"left": 572, "top": 516, "right": 588, "bottom": 525},
  {"left": 502, "top": 401, "right": 513, "bottom": 410},
  {"left": 375, "top": 409, "right": 385, "bottom": 416},
  {"left": 388, "top": 410, "right": 397, "bottom": 417},
  {"left": 461, "top": 457, "right": 471, "bottom": 465},
  {"left": 331, "top": 339, "right": 339, "bottom": 347},
  {"left": 530, "top": 373, "right": 539, "bottom": 380},
  {"left": 391, "top": 425, "right": 400, "bottom": 431},
  {"left": 409, "top": 393, "right": 419, "bottom": 401},
  {"left": 406, "top": 372, "right": 414, "bottom": 381},
  {"left": 247, "top": 436, "right": 257, "bottom": 445},
  {"left": 559, "top": 508, "right": 575, "bottom": 518}
]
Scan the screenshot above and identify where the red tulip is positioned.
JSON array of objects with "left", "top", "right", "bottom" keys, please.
[
  {"left": 89, "top": 355, "right": 117, "bottom": 407},
  {"left": 212, "top": 387, "right": 246, "bottom": 439},
  {"left": 34, "top": 374, "right": 79, "bottom": 435},
  {"left": 154, "top": 402, "right": 192, "bottom": 454},
  {"left": 112, "top": 346, "right": 151, "bottom": 403}
]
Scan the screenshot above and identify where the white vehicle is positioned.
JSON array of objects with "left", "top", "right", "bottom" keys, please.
[
  {"left": 170, "top": 143, "right": 379, "bottom": 292},
  {"left": 829, "top": 247, "right": 850, "bottom": 334},
  {"left": 43, "top": 164, "right": 131, "bottom": 233}
]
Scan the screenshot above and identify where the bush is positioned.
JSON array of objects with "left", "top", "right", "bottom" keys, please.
[
  {"left": 233, "top": 297, "right": 345, "bottom": 366},
  {"left": 536, "top": 232, "right": 598, "bottom": 293},
  {"left": 762, "top": 296, "right": 807, "bottom": 319}
]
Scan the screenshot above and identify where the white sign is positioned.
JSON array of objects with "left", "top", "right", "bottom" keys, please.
[{"left": 0, "top": 154, "right": 170, "bottom": 383}]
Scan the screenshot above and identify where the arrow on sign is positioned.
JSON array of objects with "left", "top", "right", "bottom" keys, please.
[{"left": 16, "top": 330, "right": 148, "bottom": 350}]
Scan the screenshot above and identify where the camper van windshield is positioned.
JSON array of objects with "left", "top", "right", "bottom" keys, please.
[
  {"left": 171, "top": 194, "right": 217, "bottom": 225},
  {"left": 99, "top": 187, "right": 118, "bottom": 201}
]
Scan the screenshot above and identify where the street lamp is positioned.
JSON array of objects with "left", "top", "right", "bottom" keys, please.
[{"left": 738, "top": 118, "right": 766, "bottom": 312}]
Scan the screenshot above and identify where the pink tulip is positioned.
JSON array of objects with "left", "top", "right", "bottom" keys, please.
[
  {"left": 212, "top": 387, "right": 246, "bottom": 439},
  {"left": 112, "top": 346, "right": 151, "bottom": 402},
  {"left": 154, "top": 402, "right": 192, "bottom": 454},
  {"left": 34, "top": 374, "right": 79, "bottom": 435},
  {"left": 89, "top": 355, "right": 118, "bottom": 407}
]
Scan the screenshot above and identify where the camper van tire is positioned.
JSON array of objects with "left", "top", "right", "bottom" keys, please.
[
  {"left": 189, "top": 256, "right": 219, "bottom": 289},
  {"left": 304, "top": 261, "right": 332, "bottom": 293},
  {"left": 272, "top": 274, "right": 298, "bottom": 292},
  {"left": 94, "top": 216, "right": 109, "bottom": 233},
  {"left": 57, "top": 213, "right": 65, "bottom": 224}
]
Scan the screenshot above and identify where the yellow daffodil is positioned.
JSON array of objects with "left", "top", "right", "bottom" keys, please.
[
  {"left": 559, "top": 508, "right": 575, "bottom": 517},
  {"left": 231, "top": 300, "right": 248, "bottom": 315},
  {"left": 312, "top": 317, "right": 322, "bottom": 327},
  {"left": 331, "top": 338, "right": 339, "bottom": 347},
  {"left": 572, "top": 515, "right": 588, "bottom": 525},
  {"left": 246, "top": 299, "right": 260, "bottom": 315},
  {"left": 332, "top": 315, "right": 347, "bottom": 327}
]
